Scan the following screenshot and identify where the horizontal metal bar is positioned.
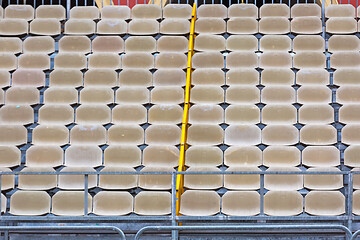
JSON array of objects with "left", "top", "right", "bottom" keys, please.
[{"left": 0, "top": 216, "right": 172, "bottom": 222}]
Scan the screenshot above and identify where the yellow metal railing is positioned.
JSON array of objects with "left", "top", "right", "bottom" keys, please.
[{"left": 176, "top": 3, "right": 197, "bottom": 217}]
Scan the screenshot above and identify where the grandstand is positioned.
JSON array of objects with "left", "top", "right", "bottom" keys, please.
[{"left": 0, "top": 0, "right": 360, "bottom": 239}]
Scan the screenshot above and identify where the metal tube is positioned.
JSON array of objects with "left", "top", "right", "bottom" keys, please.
[
  {"left": 348, "top": 173, "right": 354, "bottom": 232},
  {"left": 171, "top": 173, "right": 178, "bottom": 240},
  {"left": 84, "top": 174, "right": 88, "bottom": 216},
  {"left": 67, "top": 0, "right": 70, "bottom": 18},
  {"left": 260, "top": 173, "right": 264, "bottom": 215}
]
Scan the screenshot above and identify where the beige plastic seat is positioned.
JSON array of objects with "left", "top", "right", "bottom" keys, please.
[
  {"left": 160, "top": 19, "right": 190, "bottom": 35},
  {"left": 92, "top": 36, "right": 124, "bottom": 53},
  {"left": 0, "top": 37, "right": 22, "bottom": 53},
  {"left": 291, "top": 16, "right": 322, "bottom": 34},
  {"left": 261, "top": 68, "right": 294, "bottom": 85},
  {"left": 224, "top": 125, "right": 261, "bottom": 146},
  {"left": 119, "top": 69, "right": 151, "bottom": 86},
  {"left": 262, "top": 104, "right": 296, "bottom": 124},
  {"left": 88, "top": 53, "right": 121, "bottom": 69},
  {"left": 195, "top": 18, "right": 226, "bottom": 34},
  {"left": 264, "top": 191, "right": 303, "bottom": 216},
  {"left": 184, "top": 166, "right": 223, "bottom": 190},
  {"left": 226, "top": 52, "right": 258, "bottom": 68},
  {"left": 128, "top": 19, "right": 159, "bottom": 35},
  {"left": 224, "top": 146, "right": 262, "bottom": 167},
  {"left": 225, "top": 105, "right": 259, "bottom": 124},
  {"left": 80, "top": 87, "right": 114, "bottom": 104},
  {"left": 70, "top": 6, "right": 99, "bottom": 19},
  {"left": 18, "top": 53, "right": 50, "bottom": 70},
  {"left": 305, "top": 191, "right": 345, "bottom": 216},
  {"left": 259, "top": 17, "right": 290, "bottom": 34},
  {"left": 93, "top": 191, "right": 133, "bottom": 216},
  {"left": 0, "top": 19, "right": 28, "bottom": 36},
  {"left": 64, "top": 19, "right": 96, "bottom": 35},
  {"left": 52, "top": 191, "right": 92, "bottom": 216},
  {"left": 293, "top": 35, "right": 325, "bottom": 52},
  {"left": 29, "top": 19, "right": 61, "bottom": 36},
  {"left": 296, "top": 69, "right": 329, "bottom": 85},
  {"left": 101, "top": 5, "right": 130, "bottom": 19},
  {"left": 302, "top": 146, "right": 340, "bottom": 167},
  {"left": 18, "top": 167, "right": 56, "bottom": 190},
  {"left": 260, "top": 4, "right": 290, "bottom": 17},
  {"left": 189, "top": 105, "right": 223, "bottom": 124},
  {"left": 228, "top": 4, "right": 258, "bottom": 18},
  {"left": 197, "top": 4, "right": 227, "bottom": 18},
  {"left": 180, "top": 190, "right": 220, "bottom": 216},
  {"left": 155, "top": 52, "right": 187, "bottom": 69},
  {"left": 145, "top": 124, "right": 180, "bottom": 145},
  {"left": 227, "top": 17, "right": 258, "bottom": 35},
  {"left": 342, "top": 124, "right": 360, "bottom": 144},
  {"left": 192, "top": 52, "right": 223, "bottom": 68},
  {"left": 151, "top": 86, "right": 183, "bottom": 104},
  {"left": 112, "top": 104, "right": 146, "bottom": 124},
  {"left": 326, "top": 4, "right": 355, "bottom": 17},
  {"left": 116, "top": 87, "right": 149, "bottom": 104},
  {"left": 304, "top": 167, "right": 342, "bottom": 189},
  {"left": 353, "top": 168, "right": 360, "bottom": 190},
  {"left": 10, "top": 191, "right": 50, "bottom": 216},
  {"left": 104, "top": 145, "right": 141, "bottom": 167},
  {"left": 149, "top": 104, "right": 182, "bottom": 124},
  {"left": 340, "top": 104, "right": 360, "bottom": 123},
  {"left": 5, "top": 5, "right": 34, "bottom": 20},
  {"left": 131, "top": 4, "right": 161, "bottom": 19},
  {"left": 262, "top": 125, "right": 298, "bottom": 145},
  {"left": 259, "top": 35, "right": 291, "bottom": 52},
  {"left": 226, "top": 35, "right": 258, "bottom": 51},
  {"left": 59, "top": 36, "right": 91, "bottom": 54},
  {"left": 99, "top": 166, "right": 137, "bottom": 189},
  {"left": 260, "top": 52, "right": 292, "bottom": 68},
  {"left": 345, "top": 145, "right": 360, "bottom": 167},
  {"left": 153, "top": 69, "right": 186, "bottom": 86},
  {"left": 32, "top": 125, "right": 69, "bottom": 145},
  {"left": 5, "top": 87, "right": 39, "bottom": 105},
  {"left": 190, "top": 86, "right": 223, "bottom": 104},
  {"left": 293, "top": 52, "right": 326, "bottom": 69},
  {"left": 326, "top": 18, "right": 357, "bottom": 34},
  {"left": 0, "top": 105, "right": 33, "bottom": 125},
  {"left": 54, "top": 53, "right": 87, "bottom": 69},
  {"left": 49, "top": 69, "right": 82, "bottom": 87},
  {"left": 261, "top": 86, "right": 295, "bottom": 104},
  {"left": 222, "top": 191, "right": 260, "bottom": 216},
  {"left": 134, "top": 191, "right": 171, "bottom": 216},
  {"left": 265, "top": 167, "right": 303, "bottom": 191},
  {"left": 331, "top": 52, "right": 360, "bottom": 69},
  {"left": 353, "top": 190, "right": 360, "bottom": 215},
  {"left": 157, "top": 36, "right": 188, "bottom": 53},
  {"left": 96, "top": 19, "right": 127, "bottom": 35},
  {"left": 12, "top": 69, "right": 45, "bottom": 87},
  {"left": 138, "top": 166, "right": 173, "bottom": 190},
  {"left": 107, "top": 124, "right": 144, "bottom": 145},
  {"left": 333, "top": 68, "right": 360, "bottom": 85},
  {"left": 0, "top": 167, "right": 14, "bottom": 190},
  {"left": 35, "top": 5, "right": 66, "bottom": 20},
  {"left": 65, "top": 145, "right": 102, "bottom": 167},
  {"left": 226, "top": 86, "right": 260, "bottom": 104},
  {"left": 75, "top": 104, "right": 111, "bottom": 125},
  {"left": 125, "top": 36, "right": 156, "bottom": 52},
  {"left": 185, "top": 146, "right": 222, "bottom": 167},
  {"left": 70, "top": 124, "right": 106, "bottom": 145},
  {"left": 224, "top": 166, "right": 260, "bottom": 190},
  {"left": 299, "top": 104, "right": 334, "bottom": 124},
  {"left": 300, "top": 124, "right": 337, "bottom": 145},
  {"left": 187, "top": 124, "right": 223, "bottom": 146},
  {"left": 297, "top": 85, "right": 332, "bottom": 104},
  {"left": 163, "top": 4, "right": 192, "bottom": 19},
  {"left": 1, "top": 194, "right": 6, "bottom": 213},
  {"left": 192, "top": 68, "right": 224, "bottom": 86},
  {"left": 328, "top": 35, "right": 360, "bottom": 52},
  {"left": 84, "top": 69, "right": 117, "bottom": 87},
  {"left": 263, "top": 146, "right": 300, "bottom": 167},
  {"left": 0, "top": 146, "right": 20, "bottom": 167},
  {"left": 194, "top": 34, "right": 225, "bottom": 52},
  {"left": 143, "top": 145, "right": 179, "bottom": 167},
  {"left": 337, "top": 86, "right": 360, "bottom": 103},
  {"left": 226, "top": 69, "right": 258, "bottom": 85},
  {"left": 0, "top": 53, "right": 16, "bottom": 71},
  {"left": 25, "top": 145, "right": 63, "bottom": 167},
  {"left": 58, "top": 167, "right": 96, "bottom": 190},
  {"left": 291, "top": 4, "right": 321, "bottom": 18},
  {"left": 23, "top": 36, "right": 54, "bottom": 54},
  {"left": 44, "top": 87, "right": 78, "bottom": 104},
  {"left": 122, "top": 52, "right": 154, "bottom": 69}
]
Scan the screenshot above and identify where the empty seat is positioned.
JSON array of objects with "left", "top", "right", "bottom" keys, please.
[
  {"left": 101, "top": 5, "right": 130, "bottom": 19},
  {"left": 185, "top": 146, "right": 222, "bottom": 167},
  {"left": 305, "top": 191, "right": 345, "bottom": 216},
  {"left": 96, "top": 19, "right": 127, "bottom": 35},
  {"left": 64, "top": 19, "right": 96, "bottom": 35},
  {"left": 225, "top": 105, "right": 260, "bottom": 124},
  {"left": 297, "top": 85, "right": 332, "bottom": 104},
  {"left": 0, "top": 125, "right": 26, "bottom": 146},
  {"left": 25, "top": 145, "right": 63, "bottom": 167},
  {"left": 291, "top": 16, "right": 322, "bottom": 34},
  {"left": 180, "top": 190, "right": 220, "bottom": 216},
  {"left": 157, "top": 36, "right": 188, "bottom": 52},
  {"left": 265, "top": 167, "right": 303, "bottom": 191},
  {"left": 224, "top": 125, "right": 261, "bottom": 146},
  {"left": 340, "top": 104, "right": 360, "bottom": 123},
  {"left": 259, "top": 35, "right": 291, "bottom": 52},
  {"left": 192, "top": 68, "right": 224, "bottom": 86},
  {"left": 0, "top": 53, "right": 16, "bottom": 71},
  {"left": 0, "top": 105, "right": 33, "bottom": 125},
  {"left": 125, "top": 36, "right": 156, "bottom": 52},
  {"left": 6, "top": 87, "right": 39, "bottom": 105},
  {"left": 342, "top": 124, "right": 360, "bottom": 144},
  {"left": 226, "top": 52, "right": 258, "bottom": 68},
  {"left": 262, "top": 125, "right": 298, "bottom": 145},
  {"left": 194, "top": 34, "right": 225, "bottom": 52},
  {"left": 228, "top": 4, "right": 258, "bottom": 18},
  {"left": 93, "top": 191, "right": 133, "bottom": 216},
  {"left": 0, "top": 19, "right": 28, "bottom": 36},
  {"left": 197, "top": 4, "right": 227, "bottom": 18},
  {"left": 222, "top": 191, "right": 260, "bottom": 216},
  {"left": 346, "top": 145, "right": 360, "bottom": 167},
  {"left": 122, "top": 52, "right": 154, "bottom": 69},
  {"left": 226, "top": 86, "right": 260, "bottom": 104},
  {"left": 138, "top": 166, "right": 173, "bottom": 190},
  {"left": 163, "top": 4, "right": 192, "bottom": 19},
  {"left": 50, "top": 69, "right": 83, "bottom": 87},
  {"left": 333, "top": 68, "right": 360, "bottom": 85},
  {"left": 59, "top": 36, "right": 91, "bottom": 54},
  {"left": 328, "top": 35, "right": 360, "bottom": 52},
  {"left": 337, "top": 86, "right": 360, "bottom": 103},
  {"left": 293, "top": 52, "right": 326, "bottom": 69},
  {"left": 1, "top": 194, "right": 6, "bottom": 213},
  {"left": 128, "top": 19, "right": 159, "bottom": 35},
  {"left": 119, "top": 69, "right": 151, "bottom": 86},
  {"left": 29, "top": 19, "right": 61, "bottom": 36},
  {"left": 325, "top": 4, "right": 355, "bottom": 17},
  {"left": 261, "top": 68, "right": 294, "bottom": 85},
  {"left": 150, "top": 86, "right": 183, "bottom": 104},
  {"left": 145, "top": 124, "right": 180, "bottom": 145},
  {"left": 18, "top": 53, "right": 50, "bottom": 70},
  {"left": 331, "top": 52, "right": 360, "bottom": 68},
  {"left": 190, "top": 86, "right": 224, "bottom": 104},
  {"left": 112, "top": 104, "right": 146, "bottom": 124},
  {"left": 10, "top": 191, "right": 50, "bottom": 216},
  {"left": 353, "top": 190, "right": 360, "bottom": 215},
  {"left": 35, "top": 5, "right": 65, "bottom": 20},
  {"left": 80, "top": 87, "right": 114, "bottom": 104},
  {"left": 70, "top": 124, "right": 106, "bottom": 145},
  {"left": 300, "top": 124, "right": 337, "bottom": 145},
  {"left": 107, "top": 124, "right": 144, "bottom": 145},
  {"left": 264, "top": 191, "right": 303, "bottom": 216},
  {"left": 23, "top": 36, "right": 55, "bottom": 54},
  {"left": 104, "top": 145, "right": 141, "bottom": 167},
  {"left": 184, "top": 166, "right": 223, "bottom": 190},
  {"left": 293, "top": 35, "right": 325, "bottom": 52},
  {"left": 226, "top": 68, "right": 258, "bottom": 85},
  {"left": 296, "top": 69, "right": 329, "bottom": 85},
  {"left": 326, "top": 18, "right": 357, "bottom": 34},
  {"left": 261, "top": 86, "right": 295, "bottom": 103},
  {"left": 153, "top": 69, "right": 186, "bottom": 86},
  {"left": 149, "top": 104, "right": 183, "bottom": 124},
  {"left": 160, "top": 19, "right": 190, "bottom": 35},
  {"left": 65, "top": 145, "right": 102, "bottom": 167},
  {"left": 99, "top": 166, "right": 137, "bottom": 189},
  {"left": 5, "top": 5, "right": 34, "bottom": 20},
  {"left": 155, "top": 52, "right": 187, "bottom": 69},
  {"left": 260, "top": 52, "right": 292, "bottom": 68},
  {"left": 92, "top": 36, "right": 124, "bottom": 53},
  {"left": 263, "top": 146, "right": 300, "bottom": 167},
  {"left": 227, "top": 17, "right": 258, "bottom": 35},
  {"left": 226, "top": 35, "right": 258, "bottom": 51},
  {"left": 44, "top": 87, "right": 78, "bottom": 104},
  {"left": 299, "top": 104, "right": 334, "bottom": 124},
  {"left": 58, "top": 167, "right": 97, "bottom": 190},
  {"left": 259, "top": 17, "right": 290, "bottom": 34},
  {"left": 134, "top": 191, "right": 171, "bottom": 215},
  {"left": 0, "top": 146, "right": 20, "bottom": 167},
  {"left": 54, "top": 53, "right": 87, "bottom": 69},
  {"left": 12, "top": 69, "right": 45, "bottom": 87},
  {"left": 304, "top": 167, "right": 342, "bottom": 190},
  {"left": 84, "top": 69, "right": 117, "bottom": 87},
  {"left": 0, "top": 37, "right": 22, "bottom": 53},
  {"left": 260, "top": 4, "right": 290, "bottom": 18},
  {"left": 18, "top": 167, "right": 56, "bottom": 190},
  {"left": 32, "top": 125, "right": 69, "bottom": 145},
  {"left": 52, "top": 191, "right": 92, "bottom": 216},
  {"left": 262, "top": 104, "right": 296, "bottom": 125},
  {"left": 187, "top": 124, "right": 223, "bottom": 146},
  {"left": 225, "top": 146, "right": 262, "bottom": 167},
  {"left": 195, "top": 18, "right": 226, "bottom": 34},
  {"left": 143, "top": 145, "right": 179, "bottom": 167},
  {"left": 291, "top": 4, "right": 321, "bottom": 18},
  {"left": 88, "top": 53, "right": 121, "bottom": 69},
  {"left": 116, "top": 87, "right": 149, "bottom": 104},
  {"left": 70, "top": 6, "right": 99, "bottom": 19},
  {"left": 224, "top": 166, "right": 260, "bottom": 190},
  {"left": 131, "top": 4, "right": 161, "bottom": 19},
  {"left": 193, "top": 52, "right": 224, "bottom": 68},
  {"left": 189, "top": 105, "right": 223, "bottom": 124},
  {"left": 0, "top": 167, "right": 14, "bottom": 190}
]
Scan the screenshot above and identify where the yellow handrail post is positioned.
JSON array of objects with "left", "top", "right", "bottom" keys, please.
[{"left": 176, "top": 2, "right": 197, "bottom": 221}]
